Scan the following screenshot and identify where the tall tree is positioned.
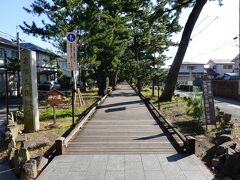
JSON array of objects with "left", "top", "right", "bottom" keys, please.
[
  {"left": 21, "top": 0, "right": 182, "bottom": 95},
  {"left": 120, "top": 0, "right": 180, "bottom": 90},
  {"left": 151, "top": 0, "right": 223, "bottom": 102},
  {"left": 21, "top": 0, "right": 129, "bottom": 96},
  {"left": 159, "top": 0, "right": 208, "bottom": 101}
]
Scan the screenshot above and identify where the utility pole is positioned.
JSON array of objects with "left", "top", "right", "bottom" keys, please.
[
  {"left": 4, "top": 50, "right": 9, "bottom": 123},
  {"left": 16, "top": 32, "right": 21, "bottom": 97}
]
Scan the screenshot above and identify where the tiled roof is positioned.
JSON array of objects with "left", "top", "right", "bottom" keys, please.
[
  {"left": 208, "top": 59, "right": 233, "bottom": 64},
  {"left": 205, "top": 68, "right": 219, "bottom": 77},
  {"left": 20, "top": 42, "right": 48, "bottom": 53},
  {"left": 231, "top": 54, "right": 239, "bottom": 62},
  {"left": 0, "top": 37, "right": 17, "bottom": 47},
  {"left": 182, "top": 61, "right": 205, "bottom": 65}
]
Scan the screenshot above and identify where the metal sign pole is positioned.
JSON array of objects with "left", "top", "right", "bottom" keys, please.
[
  {"left": 157, "top": 76, "right": 160, "bottom": 110},
  {"left": 72, "top": 70, "right": 75, "bottom": 127},
  {"left": 66, "top": 31, "right": 77, "bottom": 127}
]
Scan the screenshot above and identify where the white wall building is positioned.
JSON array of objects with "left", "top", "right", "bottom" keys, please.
[
  {"left": 231, "top": 54, "right": 240, "bottom": 74},
  {"left": 206, "top": 59, "right": 234, "bottom": 77},
  {"left": 0, "top": 37, "right": 59, "bottom": 97},
  {"left": 57, "top": 56, "right": 71, "bottom": 77},
  {"left": 0, "top": 37, "right": 18, "bottom": 96},
  {"left": 20, "top": 43, "right": 58, "bottom": 84},
  {"left": 177, "top": 62, "right": 205, "bottom": 86}
]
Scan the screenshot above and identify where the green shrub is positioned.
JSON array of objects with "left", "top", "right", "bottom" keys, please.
[
  {"left": 186, "top": 93, "right": 204, "bottom": 122},
  {"left": 40, "top": 107, "right": 82, "bottom": 121}
]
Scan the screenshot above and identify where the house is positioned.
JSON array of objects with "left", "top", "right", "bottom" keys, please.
[
  {"left": 57, "top": 56, "right": 71, "bottom": 77},
  {"left": 0, "top": 36, "right": 60, "bottom": 97},
  {"left": 231, "top": 54, "right": 239, "bottom": 75},
  {"left": 20, "top": 43, "right": 58, "bottom": 85},
  {"left": 177, "top": 61, "right": 206, "bottom": 87},
  {"left": 0, "top": 37, "right": 18, "bottom": 96},
  {"left": 206, "top": 59, "right": 234, "bottom": 77}
]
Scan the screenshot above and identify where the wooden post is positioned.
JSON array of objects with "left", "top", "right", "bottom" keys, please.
[
  {"left": 53, "top": 106, "right": 56, "bottom": 125},
  {"left": 157, "top": 76, "right": 160, "bottom": 110},
  {"left": 186, "top": 136, "right": 195, "bottom": 154},
  {"left": 55, "top": 137, "right": 65, "bottom": 155}
]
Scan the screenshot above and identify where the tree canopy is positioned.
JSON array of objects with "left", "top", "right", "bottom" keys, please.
[{"left": 23, "top": 0, "right": 221, "bottom": 96}]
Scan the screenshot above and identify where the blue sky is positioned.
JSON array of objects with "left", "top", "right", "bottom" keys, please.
[
  {"left": 0, "top": 0, "right": 239, "bottom": 64},
  {"left": 0, "top": 0, "right": 56, "bottom": 51},
  {"left": 165, "top": 0, "right": 239, "bottom": 64}
]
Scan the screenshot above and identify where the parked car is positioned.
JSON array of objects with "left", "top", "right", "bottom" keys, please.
[
  {"left": 38, "top": 81, "right": 61, "bottom": 91},
  {"left": 223, "top": 73, "right": 240, "bottom": 80}
]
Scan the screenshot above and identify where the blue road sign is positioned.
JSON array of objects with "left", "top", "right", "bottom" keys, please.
[{"left": 67, "top": 33, "right": 76, "bottom": 42}]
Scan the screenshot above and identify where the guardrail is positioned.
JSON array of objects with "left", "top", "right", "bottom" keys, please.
[{"left": 130, "top": 84, "right": 195, "bottom": 154}]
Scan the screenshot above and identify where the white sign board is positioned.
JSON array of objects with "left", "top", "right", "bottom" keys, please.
[
  {"left": 67, "top": 32, "right": 78, "bottom": 71},
  {"left": 187, "top": 81, "right": 193, "bottom": 86}
]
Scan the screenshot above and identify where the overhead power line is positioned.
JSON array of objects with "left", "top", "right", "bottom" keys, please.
[
  {"left": 193, "top": 15, "right": 209, "bottom": 30},
  {"left": 0, "top": 30, "right": 15, "bottom": 39},
  {"left": 190, "top": 40, "right": 237, "bottom": 59},
  {"left": 191, "top": 16, "right": 218, "bottom": 39}
]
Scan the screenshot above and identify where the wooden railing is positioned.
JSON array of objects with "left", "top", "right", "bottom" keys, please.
[
  {"left": 54, "top": 85, "right": 118, "bottom": 155},
  {"left": 130, "top": 84, "right": 195, "bottom": 154}
]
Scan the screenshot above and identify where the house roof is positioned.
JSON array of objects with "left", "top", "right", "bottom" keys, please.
[
  {"left": 182, "top": 61, "right": 205, "bottom": 65},
  {"left": 231, "top": 54, "right": 239, "bottom": 62},
  {"left": 20, "top": 42, "right": 60, "bottom": 58},
  {"left": 208, "top": 59, "right": 233, "bottom": 64},
  {"left": 204, "top": 68, "right": 219, "bottom": 77},
  {"left": 20, "top": 42, "right": 48, "bottom": 53},
  {"left": 0, "top": 37, "right": 17, "bottom": 48}
]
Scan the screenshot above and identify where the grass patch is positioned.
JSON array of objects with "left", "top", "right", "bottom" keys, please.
[
  {"left": 16, "top": 88, "right": 101, "bottom": 157},
  {"left": 25, "top": 117, "right": 72, "bottom": 156},
  {"left": 39, "top": 107, "right": 83, "bottom": 121},
  {"left": 173, "top": 120, "right": 206, "bottom": 135}
]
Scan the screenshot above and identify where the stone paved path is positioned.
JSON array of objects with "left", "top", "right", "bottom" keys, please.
[{"left": 37, "top": 83, "right": 215, "bottom": 180}]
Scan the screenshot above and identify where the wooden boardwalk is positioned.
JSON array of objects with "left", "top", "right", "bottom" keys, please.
[
  {"left": 38, "top": 83, "right": 214, "bottom": 180},
  {"left": 66, "top": 83, "right": 182, "bottom": 154}
]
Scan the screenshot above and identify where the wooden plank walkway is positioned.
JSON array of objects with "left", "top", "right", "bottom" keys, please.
[
  {"left": 66, "top": 82, "right": 182, "bottom": 154},
  {"left": 38, "top": 82, "right": 215, "bottom": 180}
]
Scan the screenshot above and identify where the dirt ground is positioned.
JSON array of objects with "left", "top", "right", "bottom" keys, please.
[{"left": 0, "top": 90, "right": 100, "bottom": 158}]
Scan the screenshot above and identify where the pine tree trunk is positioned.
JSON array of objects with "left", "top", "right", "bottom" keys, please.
[
  {"left": 159, "top": 0, "right": 207, "bottom": 102},
  {"left": 111, "top": 68, "right": 119, "bottom": 87},
  {"left": 96, "top": 66, "right": 108, "bottom": 96},
  {"left": 109, "top": 69, "right": 118, "bottom": 87}
]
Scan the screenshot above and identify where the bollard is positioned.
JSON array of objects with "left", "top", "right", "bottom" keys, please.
[
  {"left": 186, "top": 136, "right": 195, "bottom": 154},
  {"left": 55, "top": 137, "right": 65, "bottom": 155}
]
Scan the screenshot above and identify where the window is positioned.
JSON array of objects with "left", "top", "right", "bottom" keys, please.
[
  {"left": 0, "top": 48, "right": 4, "bottom": 59},
  {"left": 11, "top": 50, "right": 17, "bottom": 58},
  {"left": 223, "top": 65, "right": 233, "bottom": 69},
  {"left": 213, "top": 65, "right": 217, "bottom": 69},
  {"left": 187, "top": 66, "right": 195, "bottom": 70}
]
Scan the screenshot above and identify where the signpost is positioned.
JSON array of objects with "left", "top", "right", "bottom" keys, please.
[
  {"left": 67, "top": 32, "right": 77, "bottom": 127},
  {"left": 202, "top": 80, "right": 216, "bottom": 129},
  {"left": 46, "top": 90, "right": 64, "bottom": 127},
  {"left": 67, "top": 32, "right": 78, "bottom": 71}
]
